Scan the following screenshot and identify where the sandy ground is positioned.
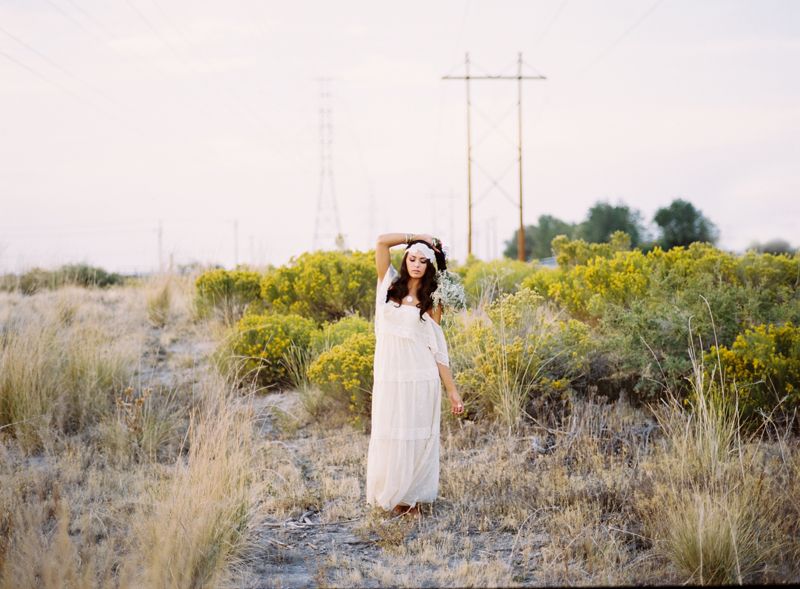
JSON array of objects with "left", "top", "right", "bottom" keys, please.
[{"left": 228, "top": 387, "right": 554, "bottom": 588}]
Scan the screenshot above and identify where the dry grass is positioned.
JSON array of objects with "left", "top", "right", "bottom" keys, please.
[
  {"left": 145, "top": 277, "right": 172, "bottom": 328},
  {"left": 2, "top": 276, "right": 798, "bottom": 587},
  {"left": 635, "top": 337, "right": 792, "bottom": 584},
  {"left": 254, "top": 368, "right": 799, "bottom": 586},
  {"left": 122, "top": 375, "right": 259, "bottom": 588},
  {"left": 0, "top": 287, "right": 144, "bottom": 453},
  {"left": 253, "top": 392, "right": 657, "bottom": 586},
  {"left": 0, "top": 275, "right": 262, "bottom": 588}
]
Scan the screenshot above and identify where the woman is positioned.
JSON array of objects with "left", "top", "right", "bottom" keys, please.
[{"left": 366, "top": 232, "right": 465, "bottom": 518}]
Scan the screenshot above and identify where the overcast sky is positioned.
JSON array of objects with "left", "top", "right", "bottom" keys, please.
[{"left": 1, "top": 0, "right": 798, "bottom": 273}]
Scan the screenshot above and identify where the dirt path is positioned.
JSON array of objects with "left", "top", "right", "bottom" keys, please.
[
  {"left": 230, "top": 390, "right": 545, "bottom": 588},
  {"left": 138, "top": 320, "right": 545, "bottom": 587},
  {"left": 233, "top": 391, "right": 382, "bottom": 588}
]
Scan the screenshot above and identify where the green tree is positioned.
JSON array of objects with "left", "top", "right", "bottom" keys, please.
[
  {"left": 653, "top": 198, "right": 718, "bottom": 249},
  {"left": 578, "top": 200, "right": 645, "bottom": 246},
  {"left": 747, "top": 239, "right": 795, "bottom": 256},
  {"left": 503, "top": 214, "right": 577, "bottom": 260}
]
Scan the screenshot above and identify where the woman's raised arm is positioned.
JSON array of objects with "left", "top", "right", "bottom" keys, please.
[{"left": 376, "top": 233, "right": 433, "bottom": 282}]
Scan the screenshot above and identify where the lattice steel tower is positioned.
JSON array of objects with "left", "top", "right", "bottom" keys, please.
[{"left": 312, "top": 78, "right": 346, "bottom": 251}]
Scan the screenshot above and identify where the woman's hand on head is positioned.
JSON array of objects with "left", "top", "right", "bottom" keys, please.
[{"left": 416, "top": 234, "right": 442, "bottom": 252}]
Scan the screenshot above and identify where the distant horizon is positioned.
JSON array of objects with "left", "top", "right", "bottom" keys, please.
[{"left": 1, "top": 228, "right": 795, "bottom": 277}]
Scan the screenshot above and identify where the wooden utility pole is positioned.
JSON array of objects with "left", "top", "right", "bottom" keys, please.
[
  {"left": 157, "top": 220, "right": 163, "bottom": 273},
  {"left": 516, "top": 53, "right": 526, "bottom": 262},
  {"left": 443, "top": 52, "right": 546, "bottom": 260},
  {"left": 465, "top": 53, "right": 473, "bottom": 258}
]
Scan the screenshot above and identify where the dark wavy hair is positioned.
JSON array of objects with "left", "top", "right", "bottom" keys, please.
[{"left": 385, "top": 240, "right": 448, "bottom": 322}]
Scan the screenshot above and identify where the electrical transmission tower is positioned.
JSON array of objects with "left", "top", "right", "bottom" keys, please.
[
  {"left": 312, "top": 77, "right": 346, "bottom": 251},
  {"left": 443, "top": 52, "right": 546, "bottom": 260}
]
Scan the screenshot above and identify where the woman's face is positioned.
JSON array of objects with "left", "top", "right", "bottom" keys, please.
[{"left": 405, "top": 250, "right": 429, "bottom": 279}]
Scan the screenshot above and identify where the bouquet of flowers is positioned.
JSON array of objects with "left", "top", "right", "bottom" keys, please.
[
  {"left": 432, "top": 269, "right": 466, "bottom": 311},
  {"left": 431, "top": 242, "right": 467, "bottom": 312}
]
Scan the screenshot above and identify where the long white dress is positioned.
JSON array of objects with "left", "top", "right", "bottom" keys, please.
[{"left": 366, "top": 262, "right": 451, "bottom": 510}]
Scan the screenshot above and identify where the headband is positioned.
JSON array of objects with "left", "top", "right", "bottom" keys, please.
[{"left": 406, "top": 242, "right": 437, "bottom": 266}]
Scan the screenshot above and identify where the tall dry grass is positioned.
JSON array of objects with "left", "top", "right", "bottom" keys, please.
[
  {"left": 0, "top": 277, "right": 262, "bottom": 588},
  {"left": 0, "top": 289, "right": 142, "bottom": 453},
  {"left": 145, "top": 277, "right": 172, "bottom": 328},
  {"left": 120, "top": 375, "right": 260, "bottom": 588},
  {"left": 638, "top": 328, "right": 790, "bottom": 583}
]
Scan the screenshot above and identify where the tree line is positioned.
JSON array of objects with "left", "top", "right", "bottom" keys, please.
[{"left": 503, "top": 198, "right": 795, "bottom": 260}]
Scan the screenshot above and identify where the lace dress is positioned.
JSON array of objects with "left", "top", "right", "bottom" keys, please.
[{"left": 366, "top": 262, "right": 450, "bottom": 510}]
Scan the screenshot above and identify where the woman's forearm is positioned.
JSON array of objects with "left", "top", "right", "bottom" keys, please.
[
  {"left": 377, "top": 233, "right": 416, "bottom": 248},
  {"left": 436, "top": 362, "right": 457, "bottom": 394}
]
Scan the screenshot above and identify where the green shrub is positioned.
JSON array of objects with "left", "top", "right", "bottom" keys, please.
[
  {"left": 260, "top": 250, "right": 375, "bottom": 323},
  {"left": 461, "top": 258, "right": 538, "bottom": 307},
  {"left": 306, "top": 332, "right": 375, "bottom": 431},
  {"left": 706, "top": 322, "right": 800, "bottom": 422},
  {"left": 520, "top": 238, "right": 800, "bottom": 404},
  {"left": 218, "top": 312, "right": 317, "bottom": 390},
  {"left": 309, "top": 314, "right": 372, "bottom": 356},
  {"left": 3, "top": 264, "right": 124, "bottom": 294},
  {"left": 194, "top": 268, "right": 262, "bottom": 325},
  {"left": 56, "top": 263, "right": 124, "bottom": 288}
]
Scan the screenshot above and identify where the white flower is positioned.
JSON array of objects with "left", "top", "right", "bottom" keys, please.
[{"left": 432, "top": 269, "right": 467, "bottom": 311}]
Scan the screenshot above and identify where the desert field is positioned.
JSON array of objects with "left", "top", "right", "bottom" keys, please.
[{"left": 1, "top": 246, "right": 799, "bottom": 587}]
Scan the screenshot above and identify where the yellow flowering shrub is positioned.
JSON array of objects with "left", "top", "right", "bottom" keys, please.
[
  {"left": 448, "top": 288, "right": 592, "bottom": 426},
  {"left": 523, "top": 239, "right": 800, "bottom": 322},
  {"left": 551, "top": 230, "right": 632, "bottom": 268},
  {"left": 705, "top": 322, "right": 800, "bottom": 421},
  {"left": 219, "top": 312, "right": 317, "bottom": 389},
  {"left": 307, "top": 332, "right": 375, "bottom": 431},
  {"left": 519, "top": 237, "right": 800, "bottom": 403},
  {"left": 260, "top": 250, "right": 375, "bottom": 323},
  {"left": 194, "top": 268, "right": 262, "bottom": 325}
]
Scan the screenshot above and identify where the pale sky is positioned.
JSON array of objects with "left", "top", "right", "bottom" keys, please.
[{"left": 1, "top": 0, "right": 798, "bottom": 273}]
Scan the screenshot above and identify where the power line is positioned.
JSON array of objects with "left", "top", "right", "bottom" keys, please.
[
  {"left": 0, "top": 24, "right": 129, "bottom": 113},
  {"left": 427, "top": 0, "right": 471, "bottom": 206},
  {"left": 531, "top": 0, "right": 570, "bottom": 52},
  {"left": 0, "top": 48, "right": 120, "bottom": 120},
  {"left": 36, "top": 0, "right": 298, "bottom": 165},
  {"left": 575, "top": 0, "right": 667, "bottom": 77},
  {"left": 120, "top": 0, "right": 303, "bottom": 166}
]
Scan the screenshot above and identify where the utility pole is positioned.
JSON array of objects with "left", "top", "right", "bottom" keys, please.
[
  {"left": 443, "top": 52, "right": 546, "bottom": 261},
  {"left": 515, "top": 53, "right": 526, "bottom": 262},
  {"left": 157, "top": 220, "right": 163, "bottom": 274},
  {"left": 233, "top": 219, "right": 239, "bottom": 267}
]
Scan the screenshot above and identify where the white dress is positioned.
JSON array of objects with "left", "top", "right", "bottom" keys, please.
[{"left": 366, "top": 262, "right": 451, "bottom": 510}]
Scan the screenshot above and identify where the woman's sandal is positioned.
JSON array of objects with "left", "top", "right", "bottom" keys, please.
[{"left": 392, "top": 504, "right": 421, "bottom": 518}]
